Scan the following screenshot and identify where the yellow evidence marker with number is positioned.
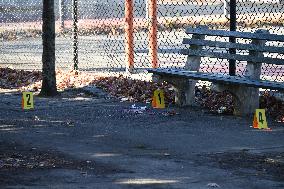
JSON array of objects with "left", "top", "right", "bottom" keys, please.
[
  {"left": 152, "top": 89, "right": 165, "bottom": 109},
  {"left": 22, "top": 92, "right": 34, "bottom": 110},
  {"left": 253, "top": 109, "right": 268, "bottom": 129}
]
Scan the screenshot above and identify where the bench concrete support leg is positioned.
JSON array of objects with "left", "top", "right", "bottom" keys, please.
[
  {"left": 173, "top": 80, "right": 196, "bottom": 106},
  {"left": 233, "top": 86, "right": 259, "bottom": 116},
  {"left": 212, "top": 84, "right": 258, "bottom": 116},
  {"left": 173, "top": 80, "right": 189, "bottom": 106}
]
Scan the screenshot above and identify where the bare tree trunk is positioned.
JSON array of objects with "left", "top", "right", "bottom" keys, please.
[{"left": 40, "top": 0, "right": 58, "bottom": 96}]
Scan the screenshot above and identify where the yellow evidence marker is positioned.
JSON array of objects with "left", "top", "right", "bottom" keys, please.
[
  {"left": 152, "top": 89, "right": 165, "bottom": 109},
  {"left": 253, "top": 109, "right": 268, "bottom": 129},
  {"left": 22, "top": 92, "right": 34, "bottom": 110}
]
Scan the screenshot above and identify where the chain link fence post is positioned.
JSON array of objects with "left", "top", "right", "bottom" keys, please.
[
  {"left": 145, "top": 0, "right": 149, "bottom": 20},
  {"left": 229, "top": 0, "right": 236, "bottom": 76},
  {"left": 125, "top": 0, "right": 134, "bottom": 73},
  {"left": 149, "top": 0, "right": 158, "bottom": 68},
  {"left": 73, "top": 0, "right": 79, "bottom": 70},
  {"left": 58, "top": 0, "right": 65, "bottom": 31},
  {"left": 223, "top": 0, "right": 230, "bottom": 18}
]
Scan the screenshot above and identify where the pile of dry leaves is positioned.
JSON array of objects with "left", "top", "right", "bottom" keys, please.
[
  {"left": 0, "top": 68, "right": 41, "bottom": 89},
  {"left": 20, "top": 69, "right": 99, "bottom": 92},
  {"left": 195, "top": 86, "right": 234, "bottom": 115},
  {"left": 0, "top": 67, "right": 283, "bottom": 121},
  {"left": 91, "top": 75, "right": 174, "bottom": 103}
]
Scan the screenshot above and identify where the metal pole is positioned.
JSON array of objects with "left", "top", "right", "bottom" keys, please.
[
  {"left": 125, "top": 0, "right": 134, "bottom": 73},
  {"left": 73, "top": 0, "right": 78, "bottom": 70},
  {"left": 229, "top": 0, "right": 236, "bottom": 76},
  {"left": 149, "top": 0, "right": 158, "bottom": 68},
  {"left": 59, "top": 0, "right": 65, "bottom": 31},
  {"left": 223, "top": 0, "right": 230, "bottom": 18},
  {"left": 145, "top": 0, "right": 149, "bottom": 19}
]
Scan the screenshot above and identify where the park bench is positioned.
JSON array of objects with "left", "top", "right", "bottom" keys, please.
[{"left": 147, "top": 26, "right": 284, "bottom": 116}]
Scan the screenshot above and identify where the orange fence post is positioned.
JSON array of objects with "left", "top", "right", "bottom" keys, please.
[
  {"left": 125, "top": 0, "right": 134, "bottom": 73},
  {"left": 149, "top": 0, "right": 158, "bottom": 68}
]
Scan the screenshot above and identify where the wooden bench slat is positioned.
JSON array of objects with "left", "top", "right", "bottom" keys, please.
[
  {"left": 147, "top": 68, "right": 284, "bottom": 91},
  {"left": 180, "top": 49, "right": 284, "bottom": 65},
  {"left": 182, "top": 39, "right": 284, "bottom": 54},
  {"left": 185, "top": 28, "right": 284, "bottom": 42}
]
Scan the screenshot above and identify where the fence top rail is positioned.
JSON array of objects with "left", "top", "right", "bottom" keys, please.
[{"left": 185, "top": 27, "right": 284, "bottom": 42}]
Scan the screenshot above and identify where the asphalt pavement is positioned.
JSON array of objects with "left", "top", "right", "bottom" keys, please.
[{"left": 0, "top": 89, "right": 283, "bottom": 188}]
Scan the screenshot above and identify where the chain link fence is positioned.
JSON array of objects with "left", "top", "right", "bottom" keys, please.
[{"left": 0, "top": 0, "right": 284, "bottom": 81}]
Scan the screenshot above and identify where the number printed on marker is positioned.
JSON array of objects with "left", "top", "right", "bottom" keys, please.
[
  {"left": 26, "top": 94, "right": 31, "bottom": 106},
  {"left": 158, "top": 93, "right": 162, "bottom": 104},
  {"left": 258, "top": 112, "right": 264, "bottom": 124}
]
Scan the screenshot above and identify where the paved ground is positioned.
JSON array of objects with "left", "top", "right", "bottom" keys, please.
[{"left": 0, "top": 89, "right": 283, "bottom": 188}]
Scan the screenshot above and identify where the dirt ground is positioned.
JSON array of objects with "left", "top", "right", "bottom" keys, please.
[{"left": 0, "top": 89, "right": 283, "bottom": 189}]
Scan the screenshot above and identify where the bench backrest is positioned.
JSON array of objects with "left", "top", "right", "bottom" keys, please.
[{"left": 181, "top": 27, "right": 284, "bottom": 65}]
